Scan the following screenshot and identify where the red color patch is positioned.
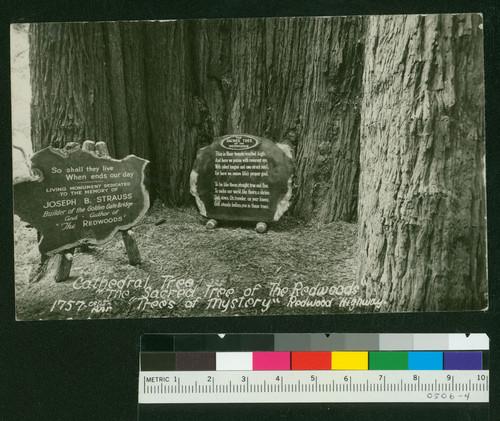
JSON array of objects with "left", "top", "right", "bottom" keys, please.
[{"left": 291, "top": 352, "right": 331, "bottom": 370}]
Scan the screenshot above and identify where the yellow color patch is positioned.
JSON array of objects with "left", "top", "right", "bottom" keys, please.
[{"left": 331, "top": 352, "right": 368, "bottom": 370}]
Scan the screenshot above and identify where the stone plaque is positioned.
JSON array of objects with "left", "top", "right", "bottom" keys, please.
[
  {"left": 190, "top": 134, "right": 294, "bottom": 222},
  {"left": 14, "top": 147, "right": 149, "bottom": 255}
]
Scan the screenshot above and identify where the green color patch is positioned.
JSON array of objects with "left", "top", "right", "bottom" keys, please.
[{"left": 369, "top": 352, "right": 408, "bottom": 370}]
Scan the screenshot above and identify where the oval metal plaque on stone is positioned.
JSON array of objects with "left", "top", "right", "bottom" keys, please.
[
  {"left": 220, "top": 135, "right": 260, "bottom": 151},
  {"left": 190, "top": 134, "right": 294, "bottom": 223}
]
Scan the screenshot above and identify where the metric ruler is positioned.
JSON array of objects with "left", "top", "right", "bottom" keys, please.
[{"left": 139, "top": 370, "right": 488, "bottom": 403}]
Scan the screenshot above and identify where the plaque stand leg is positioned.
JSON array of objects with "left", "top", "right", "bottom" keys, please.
[
  {"left": 57, "top": 252, "right": 74, "bottom": 282},
  {"left": 121, "top": 230, "right": 141, "bottom": 265},
  {"left": 255, "top": 222, "right": 268, "bottom": 233},
  {"left": 31, "top": 248, "right": 74, "bottom": 283},
  {"left": 206, "top": 219, "right": 218, "bottom": 229}
]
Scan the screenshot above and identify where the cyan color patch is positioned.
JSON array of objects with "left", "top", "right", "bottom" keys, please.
[{"left": 408, "top": 352, "right": 443, "bottom": 370}]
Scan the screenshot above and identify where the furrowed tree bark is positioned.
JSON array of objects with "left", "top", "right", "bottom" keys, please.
[
  {"left": 145, "top": 21, "right": 201, "bottom": 206},
  {"left": 30, "top": 23, "right": 115, "bottom": 152},
  {"left": 226, "top": 17, "right": 364, "bottom": 222},
  {"left": 358, "top": 14, "right": 487, "bottom": 311},
  {"left": 29, "top": 22, "right": 153, "bottom": 193}
]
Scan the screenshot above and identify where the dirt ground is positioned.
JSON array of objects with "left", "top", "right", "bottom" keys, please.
[{"left": 14, "top": 202, "right": 360, "bottom": 320}]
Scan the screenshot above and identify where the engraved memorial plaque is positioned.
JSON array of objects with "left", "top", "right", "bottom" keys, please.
[
  {"left": 190, "top": 134, "right": 294, "bottom": 223},
  {"left": 13, "top": 147, "right": 149, "bottom": 255}
]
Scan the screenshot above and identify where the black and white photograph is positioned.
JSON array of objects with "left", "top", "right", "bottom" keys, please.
[{"left": 11, "top": 14, "right": 488, "bottom": 321}]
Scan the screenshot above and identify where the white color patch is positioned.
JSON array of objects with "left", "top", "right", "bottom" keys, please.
[{"left": 216, "top": 352, "right": 253, "bottom": 371}]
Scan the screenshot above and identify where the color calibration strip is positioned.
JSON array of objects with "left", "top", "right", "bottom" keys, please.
[
  {"left": 138, "top": 334, "right": 489, "bottom": 404},
  {"left": 141, "top": 350, "right": 484, "bottom": 371}
]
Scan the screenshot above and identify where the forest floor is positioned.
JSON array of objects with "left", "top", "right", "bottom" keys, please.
[{"left": 14, "top": 202, "right": 360, "bottom": 320}]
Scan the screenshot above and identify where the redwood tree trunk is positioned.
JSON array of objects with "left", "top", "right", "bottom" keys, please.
[
  {"left": 358, "top": 14, "right": 487, "bottom": 311},
  {"left": 218, "top": 17, "right": 364, "bottom": 222},
  {"left": 29, "top": 18, "right": 363, "bottom": 221},
  {"left": 30, "top": 23, "right": 114, "bottom": 153},
  {"left": 30, "top": 22, "right": 155, "bottom": 198},
  {"left": 145, "top": 20, "right": 200, "bottom": 205}
]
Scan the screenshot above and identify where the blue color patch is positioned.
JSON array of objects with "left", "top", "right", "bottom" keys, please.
[{"left": 408, "top": 352, "right": 443, "bottom": 370}]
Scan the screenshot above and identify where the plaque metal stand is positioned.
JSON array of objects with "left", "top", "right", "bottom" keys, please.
[
  {"left": 255, "top": 222, "right": 268, "bottom": 233},
  {"left": 205, "top": 219, "right": 268, "bottom": 233},
  {"left": 205, "top": 219, "right": 218, "bottom": 229}
]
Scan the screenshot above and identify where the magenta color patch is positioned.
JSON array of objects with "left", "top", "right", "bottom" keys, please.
[{"left": 253, "top": 352, "right": 290, "bottom": 370}]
